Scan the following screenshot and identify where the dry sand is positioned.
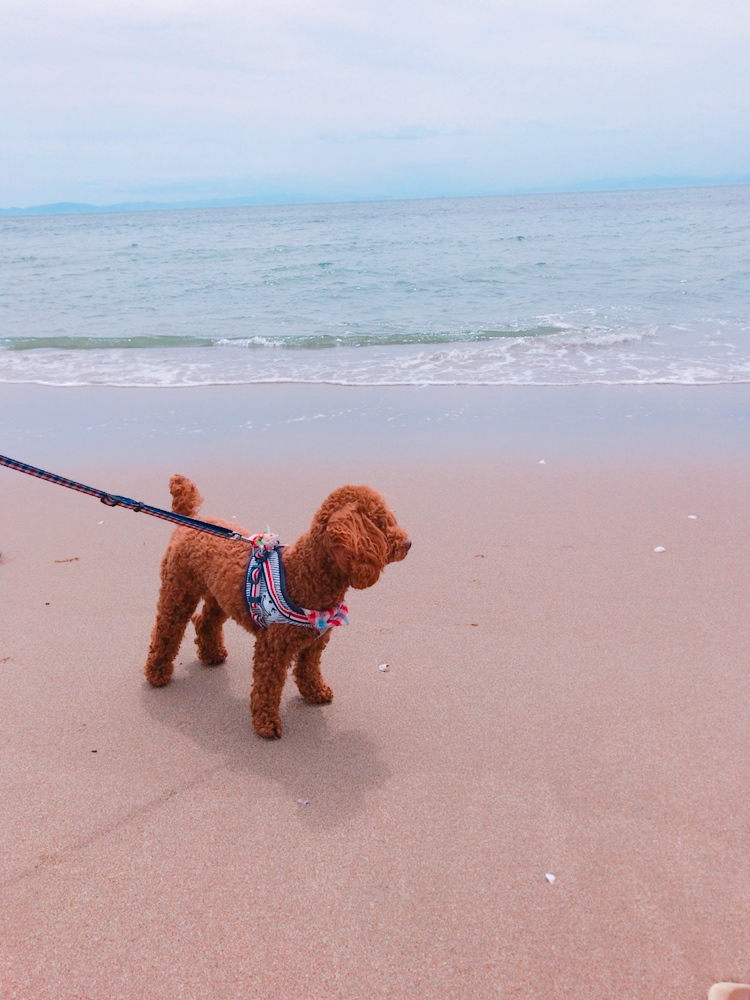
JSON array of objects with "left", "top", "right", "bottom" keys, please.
[{"left": 1, "top": 445, "right": 750, "bottom": 997}]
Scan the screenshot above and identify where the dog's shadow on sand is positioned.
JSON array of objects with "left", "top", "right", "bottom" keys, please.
[{"left": 141, "top": 659, "right": 389, "bottom": 830}]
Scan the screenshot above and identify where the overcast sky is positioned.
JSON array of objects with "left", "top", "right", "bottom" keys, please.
[{"left": 1, "top": 0, "right": 748, "bottom": 206}]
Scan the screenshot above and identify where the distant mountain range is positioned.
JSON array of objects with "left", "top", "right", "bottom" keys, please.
[
  {"left": 2, "top": 176, "right": 748, "bottom": 217},
  {"left": 0, "top": 196, "right": 309, "bottom": 217}
]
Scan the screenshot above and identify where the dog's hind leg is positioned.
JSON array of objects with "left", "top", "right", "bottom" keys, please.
[
  {"left": 145, "top": 580, "right": 201, "bottom": 687},
  {"left": 293, "top": 633, "right": 334, "bottom": 704},
  {"left": 193, "top": 595, "right": 228, "bottom": 666}
]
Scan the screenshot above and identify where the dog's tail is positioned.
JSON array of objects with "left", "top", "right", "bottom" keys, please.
[{"left": 169, "top": 474, "right": 203, "bottom": 517}]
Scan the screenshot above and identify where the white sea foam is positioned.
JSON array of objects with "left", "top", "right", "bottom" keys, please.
[{"left": 1, "top": 325, "right": 749, "bottom": 386}]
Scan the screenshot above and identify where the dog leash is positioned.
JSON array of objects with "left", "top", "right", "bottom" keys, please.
[{"left": 0, "top": 452, "right": 252, "bottom": 543}]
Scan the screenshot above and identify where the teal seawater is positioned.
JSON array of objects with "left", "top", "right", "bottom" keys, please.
[{"left": 0, "top": 186, "right": 748, "bottom": 386}]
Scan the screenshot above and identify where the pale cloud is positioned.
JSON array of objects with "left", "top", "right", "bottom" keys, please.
[{"left": 1, "top": 0, "right": 748, "bottom": 204}]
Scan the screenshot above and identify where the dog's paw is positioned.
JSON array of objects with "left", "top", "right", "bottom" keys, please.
[
  {"left": 253, "top": 714, "right": 283, "bottom": 739},
  {"left": 302, "top": 684, "right": 334, "bottom": 704},
  {"left": 199, "top": 649, "right": 227, "bottom": 667},
  {"left": 145, "top": 667, "right": 172, "bottom": 687},
  {"left": 193, "top": 628, "right": 228, "bottom": 665}
]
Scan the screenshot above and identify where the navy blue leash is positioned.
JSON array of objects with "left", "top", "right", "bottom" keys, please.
[{"left": 0, "top": 453, "right": 250, "bottom": 542}]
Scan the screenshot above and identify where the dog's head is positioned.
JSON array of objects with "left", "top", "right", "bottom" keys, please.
[{"left": 316, "top": 485, "right": 411, "bottom": 590}]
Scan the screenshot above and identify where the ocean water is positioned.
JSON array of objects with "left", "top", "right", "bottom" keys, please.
[{"left": 1, "top": 186, "right": 748, "bottom": 387}]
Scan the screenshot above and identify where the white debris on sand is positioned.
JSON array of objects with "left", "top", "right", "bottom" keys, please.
[
  {"left": 707, "top": 983, "right": 750, "bottom": 1000},
  {"left": 544, "top": 873, "right": 556, "bottom": 884},
  {"left": 653, "top": 546, "right": 666, "bottom": 553},
  {"left": 378, "top": 663, "right": 390, "bottom": 672}
]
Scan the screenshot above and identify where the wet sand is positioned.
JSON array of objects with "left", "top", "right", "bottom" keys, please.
[{"left": 1, "top": 385, "right": 749, "bottom": 998}]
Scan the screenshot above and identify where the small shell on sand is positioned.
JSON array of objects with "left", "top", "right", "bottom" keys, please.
[
  {"left": 544, "top": 873, "right": 556, "bottom": 884},
  {"left": 688, "top": 514, "right": 698, "bottom": 519},
  {"left": 297, "top": 799, "right": 310, "bottom": 806},
  {"left": 378, "top": 663, "right": 390, "bottom": 672},
  {"left": 653, "top": 546, "right": 666, "bottom": 553},
  {"left": 539, "top": 459, "right": 546, "bottom": 464}
]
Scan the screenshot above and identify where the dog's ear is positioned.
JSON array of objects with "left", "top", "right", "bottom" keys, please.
[{"left": 326, "top": 502, "right": 388, "bottom": 589}]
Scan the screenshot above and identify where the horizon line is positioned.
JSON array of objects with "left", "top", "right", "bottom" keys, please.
[{"left": 2, "top": 174, "right": 749, "bottom": 217}]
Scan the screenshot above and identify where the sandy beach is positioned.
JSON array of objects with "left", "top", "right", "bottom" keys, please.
[{"left": 1, "top": 384, "right": 750, "bottom": 998}]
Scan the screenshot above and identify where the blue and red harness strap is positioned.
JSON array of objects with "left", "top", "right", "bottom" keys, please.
[
  {"left": 244, "top": 537, "right": 349, "bottom": 634},
  {"left": 0, "top": 452, "right": 249, "bottom": 542}
]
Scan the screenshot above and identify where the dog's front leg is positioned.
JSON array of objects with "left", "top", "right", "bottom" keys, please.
[
  {"left": 293, "top": 632, "right": 333, "bottom": 704},
  {"left": 250, "top": 630, "right": 294, "bottom": 739}
]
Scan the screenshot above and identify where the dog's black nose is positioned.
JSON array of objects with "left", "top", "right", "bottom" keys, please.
[{"left": 404, "top": 538, "right": 412, "bottom": 551}]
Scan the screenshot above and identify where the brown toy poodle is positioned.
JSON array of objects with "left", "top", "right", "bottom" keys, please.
[{"left": 145, "top": 475, "right": 411, "bottom": 738}]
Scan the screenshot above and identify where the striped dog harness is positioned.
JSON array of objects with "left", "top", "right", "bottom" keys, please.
[{"left": 244, "top": 533, "right": 349, "bottom": 634}]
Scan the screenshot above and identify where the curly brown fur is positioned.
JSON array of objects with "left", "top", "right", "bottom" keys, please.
[{"left": 145, "top": 477, "right": 411, "bottom": 739}]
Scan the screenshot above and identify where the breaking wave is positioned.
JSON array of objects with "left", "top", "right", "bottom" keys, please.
[
  {"left": 1, "top": 323, "right": 748, "bottom": 386},
  {"left": 0, "top": 327, "right": 561, "bottom": 352}
]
